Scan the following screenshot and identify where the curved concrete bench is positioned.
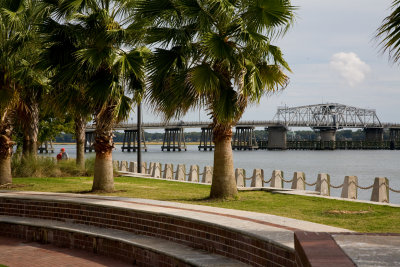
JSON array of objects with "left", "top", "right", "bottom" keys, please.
[
  {"left": 0, "top": 215, "right": 247, "bottom": 267},
  {"left": 0, "top": 192, "right": 350, "bottom": 266}
]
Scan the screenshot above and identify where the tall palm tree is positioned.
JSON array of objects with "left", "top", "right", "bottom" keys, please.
[
  {"left": 376, "top": 0, "right": 400, "bottom": 63},
  {"left": 0, "top": 0, "right": 46, "bottom": 183},
  {"left": 46, "top": 0, "right": 149, "bottom": 191},
  {"left": 137, "top": 0, "right": 295, "bottom": 198}
]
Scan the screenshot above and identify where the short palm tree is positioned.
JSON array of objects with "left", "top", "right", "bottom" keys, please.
[
  {"left": 137, "top": 0, "right": 295, "bottom": 198},
  {"left": 45, "top": 0, "right": 149, "bottom": 192},
  {"left": 376, "top": 0, "right": 400, "bottom": 63}
]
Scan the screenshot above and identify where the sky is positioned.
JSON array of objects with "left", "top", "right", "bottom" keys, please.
[{"left": 130, "top": 0, "right": 400, "bottom": 127}]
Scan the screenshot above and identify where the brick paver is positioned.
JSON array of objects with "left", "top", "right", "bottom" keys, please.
[{"left": 0, "top": 236, "right": 131, "bottom": 267}]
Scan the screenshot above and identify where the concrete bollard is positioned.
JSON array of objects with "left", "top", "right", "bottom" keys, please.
[
  {"left": 188, "top": 165, "right": 199, "bottom": 182},
  {"left": 341, "top": 176, "right": 358, "bottom": 199},
  {"left": 141, "top": 162, "right": 147, "bottom": 174},
  {"left": 119, "top": 161, "right": 128, "bottom": 172},
  {"left": 202, "top": 166, "right": 213, "bottom": 184},
  {"left": 270, "top": 170, "right": 284, "bottom": 188},
  {"left": 148, "top": 162, "right": 155, "bottom": 175},
  {"left": 316, "top": 173, "right": 330, "bottom": 196},
  {"left": 163, "top": 164, "right": 174, "bottom": 179},
  {"left": 129, "top": 161, "right": 137, "bottom": 173},
  {"left": 370, "top": 177, "right": 389, "bottom": 203},
  {"left": 291, "top": 172, "right": 305, "bottom": 190},
  {"left": 235, "top": 168, "right": 246, "bottom": 187},
  {"left": 251, "top": 169, "right": 264, "bottom": 187},
  {"left": 152, "top": 162, "right": 162, "bottom": 178},
  {"left": 113, "top": 160, "right": 119, "bottom": 171},
  {"left": 175, "top": 164, "right": 186, "bottom": 181}
]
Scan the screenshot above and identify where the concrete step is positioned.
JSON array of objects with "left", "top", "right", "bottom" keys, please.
[{"left": 0, "top": 215, "right": 248, "bottom": 267}]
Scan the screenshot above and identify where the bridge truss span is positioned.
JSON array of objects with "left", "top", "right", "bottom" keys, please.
[{"left": 273, "top": 103, "right": 382, "bottom": 128}]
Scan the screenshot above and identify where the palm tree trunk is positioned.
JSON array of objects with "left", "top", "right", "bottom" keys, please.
[
  {"left": 210, "top": 126, "right": 238, "bottom": 199},
  {"left": 22, "top": 100, "right": 39, "bottom": 158},
  {"left": 91, "top": 103, "right": 116, "bottom": 192},
  {"left": 75, "top": 115, "right": 86, "bottom": 169},
  {"left": 0, "top": 109, "right": 15, "bottom": 185},
  {"left": 0, "top": 136, "right": 13, "bottom": 185}
]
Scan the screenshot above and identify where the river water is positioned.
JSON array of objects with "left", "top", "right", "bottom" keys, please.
[{"left": 50, "top": 144, "right": 400, "bottom": 204}]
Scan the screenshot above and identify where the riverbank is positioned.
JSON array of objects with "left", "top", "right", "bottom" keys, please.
[{"left": 4, "top": 176, "right": 400, "bottom": 233}]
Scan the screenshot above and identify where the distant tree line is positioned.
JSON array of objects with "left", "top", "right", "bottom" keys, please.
[{"left": 54, "top": 129, "right": 390, "bottom": 143}]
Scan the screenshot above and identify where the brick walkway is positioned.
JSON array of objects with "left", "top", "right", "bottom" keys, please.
[{"left": 0, "top": 236, "right": 131, "bottom": 267}]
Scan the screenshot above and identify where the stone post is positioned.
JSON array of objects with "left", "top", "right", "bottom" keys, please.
[
  {"left": 315, "top": 173, "right": 330, "bottom": 196},
  {"left": 235, "top": 168, "right": 246, "bottom": 187},
  {"left": 341, "top": 176, "right": 358, "bottom": 199},
  {"left": 113, "top": 160, "right": 119, "bottom": 171},
  {"left": 129, "top": 161, "right": 137, "bottom": 173},
  {"left": 270, "top": 170, "right": 284, "bottom": 188},
  {"left": 141, "top": 162, "right": 147, "bottom": 174},
  {"left": 148, "top": 162, "right": 155, "bottom": 175},
  {"left": 188, "top": 165, "right": 199, "bottom": 182},
  {"left": 119, "top": 160, "right": 128, "bottom": 172},
  {"left": 370, "top": 177, "right": 389, "bottom": 203},
  {"left": 291, "top": 172, "right": 305, "bottom": 190},
  {"left": 163, "top": 164, "right": 174, "bottom": 179},
  {"left": 152, "top": 162, "right": 162, "bottom": 178},
  {"left": 201, "top": 166, "right": 213, "bottom": 184},
  {"left": 251, "top": 169, "right": 264, "bottom": 187},
  {"left": 175, "top": 164, "right": 186, "bottom": 181}
]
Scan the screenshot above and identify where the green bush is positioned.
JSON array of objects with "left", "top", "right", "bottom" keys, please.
[{"left": 11, "top": 155, "right": 96, "bottom": 178}]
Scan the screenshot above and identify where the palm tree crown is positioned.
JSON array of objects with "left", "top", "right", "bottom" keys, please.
[
  {"left": 137, "top": 0, "right": 295, "bottom": 198},
  {"left": 376, "top": 0, "right": 400, "bottom": 63}
]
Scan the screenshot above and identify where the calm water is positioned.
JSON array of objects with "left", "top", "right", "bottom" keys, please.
[{"left": 51, "top": 144, "right": 400, "bottom": 204}]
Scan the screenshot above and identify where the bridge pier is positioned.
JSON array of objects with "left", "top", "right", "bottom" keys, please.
[
  {"left": 232, "top": 126, "right": 258, "bottom": 150},
  {"left": 389, "top": 128, "right": 400, "bottom": 150},
  {"left": 85, "top": 131, "right": 95, "bottom": 152},
  {"left": 121, "top": 129, "right": 147, "bottom": 152},
  {"left": 318, "top": 128, "right": 336, "bottom": 142},
  {"left": 364, "top": 127, "right": 384, "bottom": 142},
  {"left": 198, "top": 127, "right": 214, "bottom": 151},
  {"left": 38, "top": 141, "right": 55, "bottom": 153},
  {"left": 267, "top": 126, "right": 287, "bottom": 150},
  {"left": 161, "top": 127, "right": 187, "bottom": 151}
]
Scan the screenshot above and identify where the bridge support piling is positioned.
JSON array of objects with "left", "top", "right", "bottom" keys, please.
[
  {"left": 121, "top": 129, "right": 147, "bottom": 152},
  {"left": 198, "top": 127, "right": 214, "bottom": 151},
  {"left": 85, "top": 131, "right": 95, "bottom": 152},
  {"left": 267, "top": 126, "right": 287, "bottom": 150},
  {"left": 389, "top": 128, "right": 400, "bottom": 149},
  {"left": 232, "top": 126, "right": 258, "bottom": 150},
  {"left": 38, "top": 141, "right": 55, "bottom": 153},
  {"left": 162, "top": 128, "right": 187, "bottom": 151},
  {"left": 364, "top": 127, "right": 384, "bottom": 142}
]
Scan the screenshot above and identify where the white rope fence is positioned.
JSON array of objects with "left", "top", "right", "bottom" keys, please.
[{"left": 115, "top": 160, "right": 399, "bottom": 204}]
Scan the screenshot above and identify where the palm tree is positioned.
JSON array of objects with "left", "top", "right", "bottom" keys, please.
[
  {"left": 376, "top": 0, "right": 400, "bottom": 63},
  {"left": 0, "top": 0, "right": 45, "bottom": 183},
  {"left": 45, "top": 0, "right": 149, "bottom": 192},
  {"left": 137, "top": 0, "right": 295, "bottom": 198}
]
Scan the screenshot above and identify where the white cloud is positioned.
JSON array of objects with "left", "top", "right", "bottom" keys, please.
[{"left": 329, "top": 52, "right": 371, "bottom": 87}]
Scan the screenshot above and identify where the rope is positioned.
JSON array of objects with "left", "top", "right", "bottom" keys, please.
[
  {"left": 388, "top": 186, "right": 400, "bottom": 193},
  {"left": 281, "top": 177, "right": 294, "bottom": 183},
  {"left": 304, "top": 181, "right": 318, "bottom": 186},
  {"left": 330, "top": 183, "right": 344, "bottom": 189},
  {"left": 244, "top": 177, "right": 253, "bottom": 181},
  {"left": 355, "top": 182, "right": 374, "bottom": 190},
  {"left": 263, "top": 178, "right": 272, "bottom": 184}
]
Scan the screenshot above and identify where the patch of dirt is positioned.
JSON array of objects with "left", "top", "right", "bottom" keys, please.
[
  {"left": 324, "top": 210, "right": 372, "bottom": 215},
  {"left": 77, "top": 190, "right": 127, "bottom": 194},
  {"left": 0, "top": 183, "right": 30, "bottom": 189}
]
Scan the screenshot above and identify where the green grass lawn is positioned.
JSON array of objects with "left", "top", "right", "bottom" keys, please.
[{"left": 6, "top": 176, "right": 400, "bottom": 233}]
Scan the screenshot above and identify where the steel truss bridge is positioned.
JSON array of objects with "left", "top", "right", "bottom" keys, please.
[{"left": 86, "top": 103, "right": 400, "bottom": 130}]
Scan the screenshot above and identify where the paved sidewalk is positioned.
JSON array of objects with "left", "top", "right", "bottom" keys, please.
[{"left": 0, "top": 236, "right": 131, "bottom": 267}]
